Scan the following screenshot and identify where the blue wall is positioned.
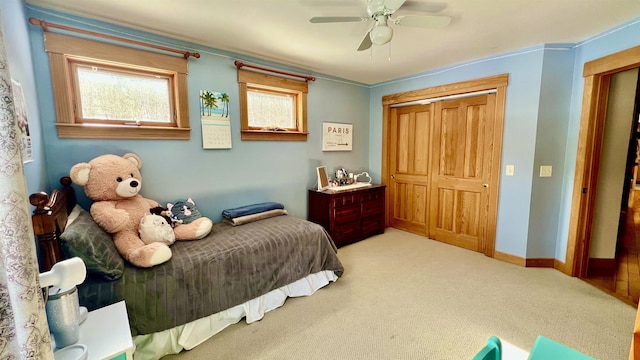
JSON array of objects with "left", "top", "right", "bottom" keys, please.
[
  {"left": 24, "top": 6, "right": 370, "bottom": 222},
  {"left": 527, "top": 45, "right": 575, "bottom": 258},
  {"left": 1, "top": 0, "right": 46, "bottom": 197}
]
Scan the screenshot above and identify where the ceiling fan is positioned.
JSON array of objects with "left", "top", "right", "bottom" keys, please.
[{"left": 309, "top": 0, "right": 451, "bottom": 51}]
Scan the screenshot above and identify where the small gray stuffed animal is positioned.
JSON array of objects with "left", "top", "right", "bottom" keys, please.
[{"left": 167, "top": 198, "right": 203, "bottom": 224}]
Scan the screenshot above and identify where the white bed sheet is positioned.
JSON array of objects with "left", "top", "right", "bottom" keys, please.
[{"left": 132, "top": 270, "right": 339, "bottom": 359}]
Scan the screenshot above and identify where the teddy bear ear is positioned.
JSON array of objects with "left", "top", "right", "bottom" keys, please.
[
  {"left": 70, "top": 163, "right": 91, "bottom": 186},
  {"left": 167, "top": 203, "right": 173, "bottom": 211},
  {"left": 123, "top": 153, "right": 143, "bottom": 169}
]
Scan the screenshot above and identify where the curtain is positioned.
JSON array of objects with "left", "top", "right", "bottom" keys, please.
[{"left": 0, "top": 12, "right": 54, "bottom": 360}]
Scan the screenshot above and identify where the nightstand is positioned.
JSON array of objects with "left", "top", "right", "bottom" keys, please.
[{"left": 79, "top": 301, "right": 133, "bottom": 360}]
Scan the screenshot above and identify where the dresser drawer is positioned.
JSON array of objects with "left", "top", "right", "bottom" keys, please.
[
  {"left": 332, "top": 194, "right": 361, "bottom": 208},
  {"left": 334, "top": 204, "right": 360, "bottom": 224},
  {"left": 362, "top": 199, "right": 384, "bottom": 217},
  {"left": 333, "top": 222, "right": 361, "bottom": 242},
  {"left": 362, "top": 216, "right": 384, "bottom": 236},
  {"left": 361, "top": 190, "right": 384, "bottom": 202}
]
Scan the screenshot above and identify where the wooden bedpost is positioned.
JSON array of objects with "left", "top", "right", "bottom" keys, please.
[{"left": 29, "top": 176, "right": 75, "bottom": 271}]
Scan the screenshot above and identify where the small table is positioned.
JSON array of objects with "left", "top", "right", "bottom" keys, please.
[{"left": 79, "top": 301, "right": 134, "bottom": 360}]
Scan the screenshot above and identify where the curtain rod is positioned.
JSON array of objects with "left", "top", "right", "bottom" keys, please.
[
  {"left": 390, "top": 89, "right": 497, "bottom": 108},
  {"left": 234, "top": 60, "right": 315, "bottom": 82},
  {"left": 28, "top": 17, "right": 200, "bottom": 59}
]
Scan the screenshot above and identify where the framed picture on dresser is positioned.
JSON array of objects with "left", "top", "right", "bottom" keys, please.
[{"left": 317, "top": 166, "right": 329, "bottom": 191}]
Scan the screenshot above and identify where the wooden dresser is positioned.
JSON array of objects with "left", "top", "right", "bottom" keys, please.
[{"left": 308, "top": 184, "right": 386, "bottom": 247}]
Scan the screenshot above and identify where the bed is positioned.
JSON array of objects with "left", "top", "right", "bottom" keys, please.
[{"left": 30, "top": 177, "right": 344, "bottom": 359}]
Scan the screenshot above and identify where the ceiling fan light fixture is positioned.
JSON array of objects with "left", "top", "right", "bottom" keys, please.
[{"left": 370, "top": 25, "right": 393, "bottom": 45}]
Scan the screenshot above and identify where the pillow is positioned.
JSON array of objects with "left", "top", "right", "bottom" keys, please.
[{"left": 60, "top": 205, "right": 124, "bottom": 280}]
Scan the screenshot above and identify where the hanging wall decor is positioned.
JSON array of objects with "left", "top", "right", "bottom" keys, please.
[
  {"left": 322, "top": 122, "right": 353, "bottom": 151},
  {"left": 11, "top": 79, "right": 32, "bottom": 163},
  {"left": 200, "top": 89, "right": 232, "bottom": 149}
]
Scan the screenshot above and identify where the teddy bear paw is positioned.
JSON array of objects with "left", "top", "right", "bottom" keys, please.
[
  {"left": 148, "top": 244, "right": 172, "bottom": 266},
  {"left": 174, "top": 217, "right": 213, "bottom": 240},
  {"left": 193, "top": 218, "right": 213, "bottom": 239}
]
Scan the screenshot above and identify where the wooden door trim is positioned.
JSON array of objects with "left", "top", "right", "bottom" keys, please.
[
  {"left": 567, "top": 44, "right": 640, "bottom": 277},
  {"left": 382, "top": 104, "right": 391, "bottom": 227},
  {"left": 382, "top": 74, "right": 509, "bottom": 106},
  {"left": 381, "top": 74, "right": 508, "bottom": 257},
  {"left": 485, "top": 86, "right": 506, "bottom": 258}
]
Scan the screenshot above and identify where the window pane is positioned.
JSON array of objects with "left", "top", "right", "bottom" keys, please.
[
  {"left": 247, "top": 89, "right": 295, "bottom": 129},
  {"left": 76, "top": 65, "right": 172, "bottom": 123}
]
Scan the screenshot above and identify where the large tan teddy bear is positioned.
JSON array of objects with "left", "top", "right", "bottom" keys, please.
[{"left": 70, "top": 153, "right": 213, "bottom": 268}]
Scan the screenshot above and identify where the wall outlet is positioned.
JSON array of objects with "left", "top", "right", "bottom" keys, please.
[
  {"left": 540, "top": 165, "right": 552, "bottom": 177},
  {"left": 505, "top": 165, "right": 514, "bottom": 176}
]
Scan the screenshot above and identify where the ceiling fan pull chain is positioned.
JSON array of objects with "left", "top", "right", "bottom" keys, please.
[{"left": 388, "top": 42, "right": 392, "bottom": 62}]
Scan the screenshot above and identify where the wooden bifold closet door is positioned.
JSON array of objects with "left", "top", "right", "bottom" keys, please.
[
  {"left": 429, "top": 94, "right": 496, "bottom": 253},
  {"left": 387, "top": 93, "right": 498, "bottom": 254},
  {"left": 388, "top": 104, "right": 432, "bottom": 236}
]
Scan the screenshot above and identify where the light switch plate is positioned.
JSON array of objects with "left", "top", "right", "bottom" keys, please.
[
  {"left": 505, "top": 165, "right": 514, "bottom": 176},
  {"left": 540, "top": 165, "right": 552, "bottom": 177}
]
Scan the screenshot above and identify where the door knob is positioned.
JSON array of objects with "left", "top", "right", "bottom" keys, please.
[
  {"left": 483, "top": 183, "right": 489, "bottom": 188},
  {"left": 391, "top": 174, "right": 395, "bottom": 179}
]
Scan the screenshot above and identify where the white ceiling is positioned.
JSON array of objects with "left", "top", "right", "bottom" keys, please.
[{"left": 25, "top": 0, "right": 640, "bottom": 85}]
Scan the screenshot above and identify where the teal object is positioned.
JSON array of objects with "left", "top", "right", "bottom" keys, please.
[
  {"left": 109, "top": 352, "right": 126, "bottom": 360},
  {"left": 473, "top": 336, "right": 502, "bottom": 360},
  {"left": 528, "top": 336, "right": 594, "bottom": 360}
]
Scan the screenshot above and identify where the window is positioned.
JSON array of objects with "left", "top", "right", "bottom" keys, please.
[
  {"left": 247, "top": 89, "right": 295, "bottom": 130},
  {"left": 71, "top": 61, "right": 173, "bottom": 125},
  {"left": 44, "top": 32, "right": 191, "bottom": 139},
  {"left": 238, "top": 69, "right": 308, "bottom": 141}
]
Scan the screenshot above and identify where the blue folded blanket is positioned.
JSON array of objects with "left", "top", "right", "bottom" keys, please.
[{"left": 222, "top": 202, "right": 285, "bottom": 219}]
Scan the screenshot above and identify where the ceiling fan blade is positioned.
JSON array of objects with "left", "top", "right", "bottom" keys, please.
[
  {"left": 309, "top": 16, "right": 368, "bottom": 23},
  {"left": 383, "top": 0, "right": 407, "bottom": 12},
  {"left": 300, "top": 0, "right": 362, "bottom": 6},
  {"left": 400, "top": 1, "right": 447, "bottom": 13},
  {"left": 357, "top": 31, "right": 372, "bottom": 51},
  {"left": 394, "top": 14, "right": 451, "bottom": 28}
]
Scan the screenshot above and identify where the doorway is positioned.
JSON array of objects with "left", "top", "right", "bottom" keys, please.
[
  {"left": 580, "top": 67, "right": 640, "bottom": 306},
  {"left": 567, "top": 44, "right": 640, "bottom": 279},
  {"left": 381, "top": 74, "right": 508, "bottom": 257}
]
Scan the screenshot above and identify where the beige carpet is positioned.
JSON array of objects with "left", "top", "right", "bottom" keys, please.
[{"left": 162, "top": 228, "right": 636, "bottom": 360}]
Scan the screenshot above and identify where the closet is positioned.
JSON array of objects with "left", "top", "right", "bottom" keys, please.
[{"left": 382, "top": 74, "right": 508, "bottom": 256}]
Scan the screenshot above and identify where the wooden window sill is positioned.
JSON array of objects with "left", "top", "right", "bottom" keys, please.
[
  {"left": 56, "top": 123, "right": 191, "bottom": 140},
  {"left": 241, "top": 129, "right": 308, "bottom": 141}
]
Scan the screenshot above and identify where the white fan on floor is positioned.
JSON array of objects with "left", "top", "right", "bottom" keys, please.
[{"left": 309, "top": 0, "right": 451, "bottom": 51}]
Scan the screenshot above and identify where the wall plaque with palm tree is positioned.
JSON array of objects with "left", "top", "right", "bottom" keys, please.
[{"left": 200, "top": 89, "right": 232, "bottom": 149}]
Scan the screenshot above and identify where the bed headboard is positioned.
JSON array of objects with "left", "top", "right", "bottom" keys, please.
[{"left": 30, "top": 176, "right": 77, "bottom": 271}]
